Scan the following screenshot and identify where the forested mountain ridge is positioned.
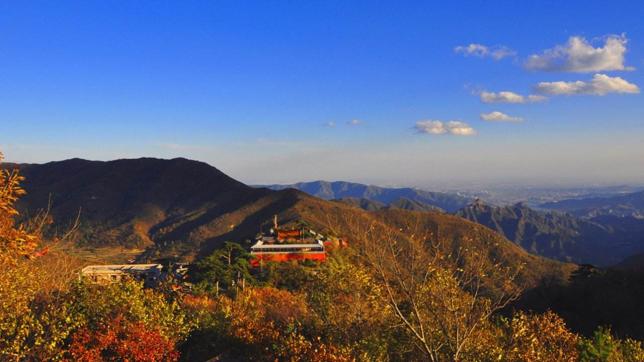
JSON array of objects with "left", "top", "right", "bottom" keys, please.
[{"left": 456, "top": 200, "right": 644, "bottom": 266}]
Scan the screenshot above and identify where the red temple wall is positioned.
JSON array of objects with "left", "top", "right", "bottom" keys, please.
[{"left": 250, "top": 252, "right": 326, "bottom": 267}]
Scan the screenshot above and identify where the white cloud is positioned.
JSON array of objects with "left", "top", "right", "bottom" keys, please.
[
  {"left": 535, "top": 74, "right": 640, "bottom": 96},
  {"left": 415, "top": 120, "right": 476, "bottom": 136},
  {"left": 415, "top": 120, "right": 446, "bottom": 134},
  {"left": 525, "top": 35, "right": 632, "bottom": 73},
  {"left": 447, "top": 121, "right": 477, "bottom": 136},
  {"left": 455, "top": 43, "right": 516, "bottom": 60},
  {"left": 480, "top": 111, "right": 523, "bottom": 122},
  {"left": 479, "top": 91, "right": 546, "bottom": 104},
  {"left": 348, "top": 119, "right": 363, "bottom": 126},
  {"left": 325, "top": 121, "right": 336, "bottom": 128}
]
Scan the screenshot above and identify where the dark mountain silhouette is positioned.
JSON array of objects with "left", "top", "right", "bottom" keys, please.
[
  {"left": 512, "top": 264, "right": 644, "bottom": 340},
  {"left": 540, "top": 190, "right": 644, "bottom": 219},
  {"left": 615, "top": 252, "right": 644, "bottom": 272},
  {"left": 15, "top": 158, "right": 273, "bottom": 255},
  {"left": 263, "top": 181, "right": 471, "bottom": 212},
  {"left": 456, "top": 200, "right": 644, "bottom": 266}
]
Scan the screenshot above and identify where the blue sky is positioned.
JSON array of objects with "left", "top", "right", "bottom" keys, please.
[{"left": 1, "top": 1, "right": 643, "bottom": 188}]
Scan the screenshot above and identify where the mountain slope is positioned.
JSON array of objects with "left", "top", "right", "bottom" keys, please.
[
  {"left": 457, "top": 200, "right": 644, "bottom": 266},
  {"left": 333, "top": 197, "right": 386, "bottom": 211},
  {"left": 263, "top": 181, "right": 471, "bottom": 212},
  {"left": 335, "top": 196, "right": 441, "bottom": 212},
  {"left": 615, "top": 252, "right": 644, "bottom": 272},
  {"left": 15, "top": 158, "right": 272, "bottom": 254},
  {"left": 270, "top": 194, "right": 576, "bottom": 290}
]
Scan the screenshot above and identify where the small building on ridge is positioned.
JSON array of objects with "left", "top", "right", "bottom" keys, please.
[{"left": 80, "top": 264, "right": 163, "bottom": 286}]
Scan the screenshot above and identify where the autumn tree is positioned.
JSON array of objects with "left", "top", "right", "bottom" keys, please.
[
  {"left": 307, "top": 250, "right": 400, "bottom": 360},
  {"left": 0, "top": 152, "right": 50, "bottom": 360},
  {"left": 67, "top": 314, "right": 179, "bottom": 362},
  {"left": 330, "top": 213, "right": 522, "bottom": 361},
  {"left": 182, "top": 286, "right": 353, "bottom": 361},
  {"left": 498, "top": 311, "right": 579, "bottom": 362},
  {"left": 66, "top": 278, "right": 191, "bottom": 343},
  {"left": 0, "top": 152, "right": 38, "bottom": 263}
]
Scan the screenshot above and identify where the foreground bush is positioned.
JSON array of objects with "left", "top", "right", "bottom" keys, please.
[
  {"left": 578, "top": 327, "right": 644, "bottom": 362},
  {"left": 498, "top": 311, "right": 579, "bottom": 362},
  {"left": 0, "top": 274, "right": 190, "bottom": 360},
  {"left": 67, "top": 314, "right": 179, "bottom": 362},
  {"left": 181, "top": 286, "right": 352, "bottom": 361}
]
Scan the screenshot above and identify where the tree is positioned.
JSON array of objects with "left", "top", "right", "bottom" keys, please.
[
  {"left": 66, "top": 278, "right": 191, "bottom": 343},
  {"left": 182, "top": 286, "right": 352, "bottom": 361},
  {"left": 333, "top": 214, "right": 522, "bottom": 361},
  {"left": 0, "top": 152, "right": 50, "bottom": 361},
  {"left": 191, "top": 242, "right": 254, "bottom": 294},
  {"left": 0, "top": 152, "right": 38, "bottom": 263},
  {"left": 578, "top": 327, "right": 644, "bottom": 362},
  {"left": 259, "top": 260, "right": 316, "bottom": 291},
  {"left": 499, "top": 311, "right": 579, "bottom": 362},
  {"left": 307, "top": 251, "right": 398, "bottom": 360},
  {"left": 219, "top": 287, "right": 351, "bottom": 361}
]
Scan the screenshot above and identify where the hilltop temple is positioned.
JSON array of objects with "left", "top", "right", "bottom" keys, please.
[{"left": 249, "top": 217, "right": 347, "bottom": 267}]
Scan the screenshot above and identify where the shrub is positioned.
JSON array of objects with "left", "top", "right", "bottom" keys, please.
[
  {"left": 67, "top": 314, "right": 179, "bottom": 362},
  {"left": 499, "top": 311, "right": 579, "bottom": 362},
  {"left": 579, "top": 327, "right": 644, "bottom": 362}
]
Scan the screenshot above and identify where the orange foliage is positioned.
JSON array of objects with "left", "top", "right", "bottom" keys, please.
[
  {"left": 67, "top": 315, "right": 179, "bottom": 362},
  {"left": 0, "top": 153, "right": 39, "bottom": 264},
  {"left": 221, "top": 287, "right": 353, "bottom": 361},
  {"left": 182, "top": 294, "right": 216, "bottom": 312},
  {"left": 226, "top": 287, "right": 311, "bottom": 345}
]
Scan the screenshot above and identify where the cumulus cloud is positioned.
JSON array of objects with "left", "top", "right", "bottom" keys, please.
[
  {"left": 347, "top": 119, "right": 363, "bottom": 126},
  {"left": 525, "top": 35, "right": 632, "bottom": 73},
  {"left": 447, "top": 121, "right": 477, "bottom": 136},
  {"left": 415, "top": 120, "right": 476, "bottom": 136},
  {"left": 534, "top": 74, "right": 640, "bottom": 96},
  {"left": 455, "top": 43, "right": 516, "bottom": 60},
  {"left": 480, "top": 111, "right": 523, "bottom": 122},
  {"left": 479, "top": 91, "right": 546, "bottom": 104},
  {"left": 324, "top": 121, "right": 336, "bottom": 128}
]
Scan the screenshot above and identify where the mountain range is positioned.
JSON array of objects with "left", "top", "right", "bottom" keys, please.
[
  {"left": 262, "top": 181, "right": 472, "bottom": 212},
  {"left": 540, "top": 190, "right": 644, "bottom": 219},
  {"left": 7, "top": 157, "right": 574, "bottom": 290},
  {"left": 12, "top": 157, "right": 644, "bottom": 269},
  {"left": 7, "top": 157, "right": 644, "bottom": 340},
  {"left": 267, "top": 181, "right": 644, "bottom": 266},
  {"left": 456, "top": 200, "right": 644, "bottom": 266}
]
